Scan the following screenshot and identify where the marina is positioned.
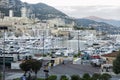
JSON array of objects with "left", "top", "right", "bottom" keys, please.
[{"left": 0, "top": 2, "right": 120, "bottom": 79}]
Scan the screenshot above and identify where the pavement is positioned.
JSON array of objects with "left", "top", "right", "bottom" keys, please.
[
  {"left": 5, "top": 72, "right": 23, "bottom": 80},
  {"left": 37, "top": 62, "right": 100, "bottom": 78},
  {"left": 4, "top": 62, "right": 120, "bottom": 80}
]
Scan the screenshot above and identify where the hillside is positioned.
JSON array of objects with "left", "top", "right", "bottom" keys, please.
[
  {"left": 85, "top": 16, "right": 120, "bottom": 27},
  {"left": 75, "top": 18, "right": 120, "bottom": 34},
  {"left": 0, "top": 0, "right": 22, "bottom": 17},
  {"left": 28, "top": 3, "right": 68, "bottom": 20},
  {"left": 0, "top": 0, "right": 120, "bottom": 34},
  {"left": 0, "top": 0, "right": 68, "bottom": 20}
]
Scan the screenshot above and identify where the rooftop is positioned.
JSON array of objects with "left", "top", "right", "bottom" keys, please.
[{"left": 101, "top": 51, "right": 120, "bottom": 57}]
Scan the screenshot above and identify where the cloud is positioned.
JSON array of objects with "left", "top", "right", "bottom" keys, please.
[
  {"left": 21, "top": 0, "right": 120, "bottom": 20},
  {"left": 21, "top": 0, "right": 120, "bottom": 6},
  {"left": 56, "top": 6, "right": 120, "bottom": 20},
  {"left": 56, "top": 6, "right": 77, "bottom": 12}
]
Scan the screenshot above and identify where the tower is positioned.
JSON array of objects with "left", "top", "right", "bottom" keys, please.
[{"left": 9, "top": 10, "right": 14, "bottom": 17}]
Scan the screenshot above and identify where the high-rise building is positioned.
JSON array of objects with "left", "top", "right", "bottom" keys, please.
[{"left": 21, "top": 7, "right": 27, "bottom": 18}]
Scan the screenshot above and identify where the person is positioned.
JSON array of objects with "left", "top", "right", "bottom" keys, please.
[
  {"left": 48, "top": 62, "right": 51, "bottom": 69},
  {"left": 21, "top": 75, "right": 26, "bottom": 80},
  {"left": 27, "top": 71, "right": 31, "bottom": 80},
  {"left": 45, "top": 72, "right": 49, "bottom": 79},
  {"left": 62, "top": 61, "right": 64, "bottom": 64}
]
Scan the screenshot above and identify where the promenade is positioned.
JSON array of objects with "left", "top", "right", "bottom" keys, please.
[{"left": 5, "top": 62, "right": 100, "bottom": 80}]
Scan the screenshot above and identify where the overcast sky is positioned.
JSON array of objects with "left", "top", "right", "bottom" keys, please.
[{"left": 21, "top": 0, "right": 120, "bottom": 20}]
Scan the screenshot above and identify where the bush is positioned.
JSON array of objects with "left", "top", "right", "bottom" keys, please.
[
  {"left": 43, "top": 54, "right": 47, "bottom": 57},
  {"left": 91, "top": 73, "right": 101, "bottom": 80},
  {"left": 71, "top": 75, "right": 80, "bottom": 80},
  {"left": 0, "top": 72, "right": 2, "bottom": 80},
  {"left": 73, "top": 54, "right": 78, "bottom": 58},
  {"left": 82, "top": 73, "right": 91, "bottom": 80},
  {"left": 13, "top": 78, "right": 45, "bottom": 80},
  {"left": 37, "top": 78, "right": 45, "bottom": 80},
  {"left": 99, "top": 73, "right": 111, "bottom": 80},
  {"left": 47, "top": 75, "right": 57, "bottom": 80},
  {"left": 13, "top": 78, "right": 20, "bottom": 80},
  {"left": 60, "top": 75, "right": 69, "bottom": 80}
]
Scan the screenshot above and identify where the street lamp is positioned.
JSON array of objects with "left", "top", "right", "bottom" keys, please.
[
  {"left": 0, "top": 26, "right": 8, "bottom": 80},
  {"left": 78, "top": 31, "right": 80, "bottom": 54},
  {"left": 0, "top": 12, "right": 8, "bottom": 80},
  {"left": 51, "top": 37, "right": 54, "bottom": 54},
  {"left": 43, "top": 31, "right": 45, "bottom": 56},
  {"left": 43, "top": 64, "right": 49, "bottom": 80}
]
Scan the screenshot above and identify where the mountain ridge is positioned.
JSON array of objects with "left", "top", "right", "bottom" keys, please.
[
  {"left": 84, "top": 16, "right": 120, "bottom": 27},
  {"left": 28, "top": 3, "right": 68, "bottom": 20},
  {"left": 0, "top": 0, "right": 69, "bottom": 20},
  {"left": 74, "top": 18, "right": 120, "bottom": 34},
  {"left": 0, "top": 0, "right": 120, "bottom": 34}
]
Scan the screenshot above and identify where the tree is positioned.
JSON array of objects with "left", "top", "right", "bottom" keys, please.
[
  {"left": 113, "top": 51, "right": 120, "bottom": 74},
  {"left": 19, "top": 59, "right": 42, "bottom": 79},
  {"left": 73, "top": 51, "right": 81, "bottom": 58},
  {"left": 78, "top": 51, "right": 81, "bottom": 57},
  {"left": 31, "top": 59, "right": 42, "bottom": 79},
  {"left": 19, "top": 61, "right": 31, "bottom": 76}
]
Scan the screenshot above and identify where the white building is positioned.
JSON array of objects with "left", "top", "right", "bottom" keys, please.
[
  {"left": 58, "top": 27, "right": 73, "bottom": 31},
  {"left": 9, "top": 10, "right": 14, "bottom": 17},
  {"left": 21, "top": 7, "right": 28, "bottom": 18},
  {"left": 47, "top": 18, "right": 65, "bottom": 27}
]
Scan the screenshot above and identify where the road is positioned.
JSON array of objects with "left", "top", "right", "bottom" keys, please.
[{"left": 37, "top": 63, "right": 100, "bottom": 78}]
